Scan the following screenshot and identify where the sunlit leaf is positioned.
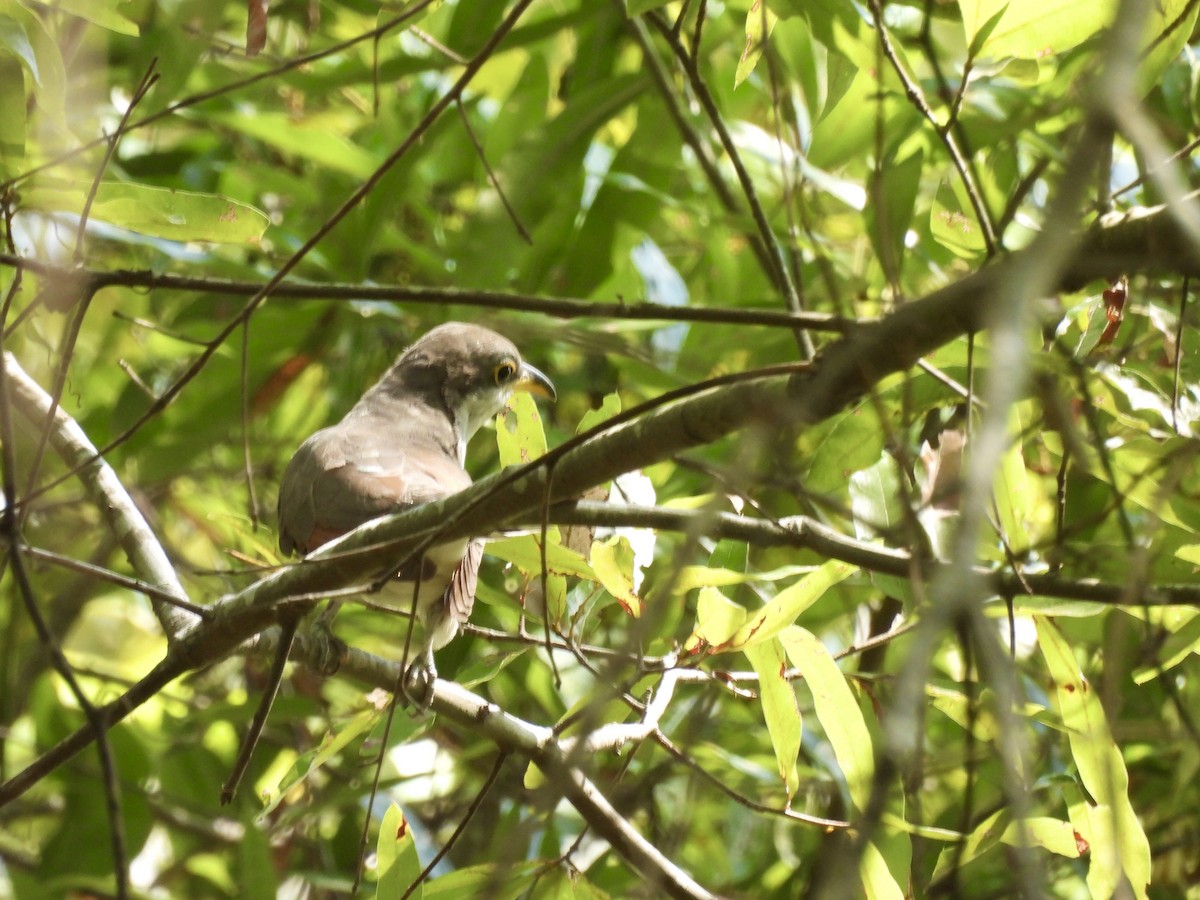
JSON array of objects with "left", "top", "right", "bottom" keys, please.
[
  {"left": 779, "top": 626, "right": 873, "bottom": 809},
  {"left": 730, "top": 560, "right": 856, "bottom": 649},
  {"left": 55, "top": 0, "right": 139, "bottom": 35},
  {"left": 589, "top": 533, "right": 642, "bottom": 615},
  {"left": 24, "top": 181, "right": 269, "bottom": 243},
  {"left": 684, "top": 586, "right": 747, "bottom": 653},
  {"left": 488, "top": 533, "right": 596, "bottom": 581},
  {"left": 1036, "top": 618, "right": 1151, "bottom": 899},
  {"left": 959, "top": 0, "right": 1114, "bottom": 59},
  {"left": 498, "top": 391, "right": 549, "bottom": 467},
  {"left": 377, "top": 805, "right": 423, "bottom": 899},
  {"left": 736, "top": 1, "right": 778, "bottom": 88},
  {"left": 931, "top": 179, "right": 988, "bottom": 259}
]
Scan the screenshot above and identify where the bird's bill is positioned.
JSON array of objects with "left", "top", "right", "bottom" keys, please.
[{"left": 514, "top": 363, "right": 556, "bottom": 401}]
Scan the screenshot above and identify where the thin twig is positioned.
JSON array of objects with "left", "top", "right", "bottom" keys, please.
[
  {"left": 400, "top": 752, "right": 509, "bottom": 899},
  {"left": 644, "top": 10, "right": 812, "bottom": 356},
  {"left": 456, "top": 99, "right": 532, "bottom": 244},
  {"left": 0, "top": 254, "right": 851, "bottom": 333},
  {"left": 73, "top": 60, "right": 160, "bottom": 264},
  {"left": 1173, "top": 276, "right": 1189, "bottom": 433},
  {"left": 867, "top": 0, "right": 998, "bottom": 256}
]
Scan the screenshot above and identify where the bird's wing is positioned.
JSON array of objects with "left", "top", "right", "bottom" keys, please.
[{"left": 278, "top": 424, "right": 470, "bottom": 556}]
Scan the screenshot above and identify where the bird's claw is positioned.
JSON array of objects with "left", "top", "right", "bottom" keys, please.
[
  {"left": 401, "top": 659, "right": 437, "bottom": 711},
  {"left": 305, "top": 606, "right": 348, "bottom": 676}
]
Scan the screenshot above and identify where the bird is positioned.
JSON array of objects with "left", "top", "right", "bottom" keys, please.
[{"left": 277, "top": 322, "right": 555, "bottom": 693}]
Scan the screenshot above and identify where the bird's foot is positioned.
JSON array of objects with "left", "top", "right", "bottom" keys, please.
[
  {"left": 401, "top": 658, "right": 437, "bottom": 711},
  {"left": 304, "top": 604, "right": 348, "bottom": 676}
]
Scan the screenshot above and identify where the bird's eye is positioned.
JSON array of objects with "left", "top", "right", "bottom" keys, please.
[{"left": 494, "top": 361, "right": 517, "bottom": 384}]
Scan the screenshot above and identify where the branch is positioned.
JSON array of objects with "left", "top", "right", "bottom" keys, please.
[
  {"left": 1, "top": 353, "right": 197, "bottom": 636},
  {"left": 538, "top": 501, "right": 1200, "bottom": 606},
  {"left": 0, "top": 255, "right": 848, "bottom": 333}
]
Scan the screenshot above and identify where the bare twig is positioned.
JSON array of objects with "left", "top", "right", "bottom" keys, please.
[{"left": 0, "top": 255, "right": 849, "bottom": 333}]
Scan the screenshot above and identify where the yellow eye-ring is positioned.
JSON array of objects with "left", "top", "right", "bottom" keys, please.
[{"left": 494, "top": 361, "right": 517, "bottom": 384}]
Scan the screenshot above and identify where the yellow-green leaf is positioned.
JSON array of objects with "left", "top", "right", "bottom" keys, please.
[
  {"left": 745, "top": 638, "right": 801, "bottom": 799},
  {"left": 730, "top": 560, "right": 856, "bottom": 649},
  {"left": 497, "top": 391, "right": 549, "bottom": 467},
  {"left": 674, "top": 563, "right": 813, "bottom": 595},
  {"left": 779, "top": 626, "right": 873, "bottom": 810},
  {"left": 736, "top": 1, "right": 778, "bottom": 88},
  {"left": 590, "top": 534, "right": 642, "bottom": 616},
  {"left": 576, "top": 391, "right": 621, "bottom": 435},
  {"left": 209, "top": 111, "right": 380, "bottom": 178},
  {"left": 56, "top": 0, "right": 139, "bottom": 35},
  {"left": 1036, "top": 617, "right": 1150, "bottom": 899},
  {"left": 25, "top": 182, "right": 268, "bottom": 243},
  {"left": 488, "top": 533, "right": 595, "bottom": 581},
  {"left": 684, "top": 587, "right": 747, "bottom": 653},
  {"left": 958, "top": 0, "right": 1113, "bottom": 60},
  {"left": 377, "top": 805, "right": 422, "bottom": 899}
]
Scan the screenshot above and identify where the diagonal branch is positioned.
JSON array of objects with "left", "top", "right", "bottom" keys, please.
[{"left": 2, "top": 353, "right": 196, "bottom": 636}]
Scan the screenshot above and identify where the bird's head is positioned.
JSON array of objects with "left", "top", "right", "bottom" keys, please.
[{"left": 394, "top": 322, "right": 555, "bottom": 445}]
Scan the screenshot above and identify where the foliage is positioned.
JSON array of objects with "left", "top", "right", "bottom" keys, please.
[{"left": 1, "top": 0, "right": 1199, "bottom": 897}]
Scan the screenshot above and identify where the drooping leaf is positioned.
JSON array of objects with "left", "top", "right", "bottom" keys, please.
[
  {"left": 779, "top": 626, "right": 873, "bottom": 810},
  {"left": 745, "top": 637, "right": 802, "bottom": 800},
  {"left": 1036, "top": 618, "right": 1151, "bottom": 899}
]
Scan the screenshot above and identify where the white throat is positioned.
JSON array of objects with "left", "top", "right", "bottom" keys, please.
[{"left": 453, "top": 388, "right": 511, "bottom": 463}]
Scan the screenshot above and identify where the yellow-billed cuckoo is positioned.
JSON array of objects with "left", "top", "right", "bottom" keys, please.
[{"left": 277, "top": 322, "right": 555, "bottom": 681}]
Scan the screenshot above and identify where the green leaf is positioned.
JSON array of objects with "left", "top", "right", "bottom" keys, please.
[
  {"left": 867, "top": 149, "right": 924, "bottom": 283},
  {"left": 236, "top": 821, "right": 278, "bottom": 900},
  {"left": 1132, "top": 610, "right": 1200, "bottom": 683},
  {"left": 730, "top": 560, "right": 856, "bottom": 649},
  {"left": 625, "top": 0, "right": 673, "bottom": 14},
  {"left": 736, "top": 1, "right": 778, "bottom": 88},
  {"left": 861, "top": 840, "right": 906, "bottom": 900},
  {"left": 24, "top": 181, "right": 269, "bottom": 243},
  {"left": 377, "top": 805, "right": 423, "bottom": 899},
  {"left": 1036, "top": 617, "right": 1151, "bottom": 899},
  {"left": 261, "top": 707, "right": 384, "bottom": 815},
  {"left": 745, "top": 638, "right": 802, "bottom": 799},
  {"left": 779, "top": 626, "right": 873, "bottom": 810},
  {"left": 424, "top": 862, "right": 544, "bottom": 899},
  {"left": 849, "top": 452, "right": 904, "bottom": 538},
  {"left": 958, "top": 0, "right": 1114, "bottom": 60},
  {"left": 931, "top": 809, "right": 1082, "bottom": 882},
  {"left": 589, "top": 533, "right": 643, "bottom": 616},
  {"left": 674, "top": 563, "right": 813, "bottom": 594},
  {"left": 498, "top": 391, "right": 549, "bottom": 467},
  {"left": 209, "top": 111, "right": 381, "bottom": 178},
  {"left": 576, "top": 391, "right": 622, "bottom": 435},
  {"left": 991, "top": 404, "right": 1036, "bottom": 552},
  {"left": 931, "top": 179, "right": 988, "bottom": 259},
  {"left": 0, "top": 8, "right": 65, "bottom": 125},
  {"left": 0, "top": 15, "right": 38, "bottom": 83},
  {"left": 55, "top": 0, "right": 139, "bottom": 35}
]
